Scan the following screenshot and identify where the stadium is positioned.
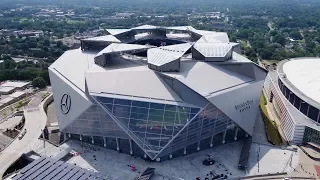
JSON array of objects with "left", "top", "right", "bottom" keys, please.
[
  {"left": 264, "top": 58, "right": 320, "bottom": 145},
  {"left": 49, "top": 25, "right": 267, "bottom": 161}
]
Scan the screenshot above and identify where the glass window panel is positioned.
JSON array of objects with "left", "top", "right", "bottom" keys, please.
[
  {"left": 178, "top": 106, "right": 190, "bottom": 113},
  {"left": 163, "top": 116, "right": 175, "bottom": 124},
  {"left": 164, "top": 111, "right": 176, "bottom": 117},
  {"left": 165, "top": 105, "right": 176, "bottom": 111},
  {"left": 289, "top": 93, "right": 295, "bottom": 104},
  {"left": 90, "top": 127, "right": 102, "bottom": 133},
  {"left": 145, "top": 133, "right": 161, "bottom": 139},
  {"left": 189, "top": 113, "right": 198, "bottom": 120},
  {"left": 113, "top": 105, "right": 130, "bottom": 112},
  {"left": 89, "top": 121, "right": 101, "bottom": 128},
  {"left": 146, "top": 121, "right": 162, "bottom": 128},
  {"left": 190, "top": 108, "right": 200, "bottom": 114},
  {"left": 118, "top": 117, "right": 130, "bottom": 125},
  {"left": 150, "top": 103, "right": 165, "bottom": 110},
  {"left": 131, "top": 107, "right": 148, "bottom": 114},
  {"left": 148, "top": 114, "right": 163, "bottom": 122},
  {"left": 132, "top": 119, "right": 148, "bottom": 126},
  {"left": 78, "top": 113, "right": 87, "bottom": 119},
  {"left": 113, "top": 110, "right": 130, "bottom": 118},
  {"left": 132, "top": 131, "right": 146, "bottom": 139},
  {"left": 97, "top": 97, "right": 114, "bottom": 104},
  {"left": 132, "top": 101, "right": 149, "bottom": 108},
  {"left": 130, "top": 113, "right": 148, "bottom": 120},
  {"left": 308, "top": 105, "right": 319, "bottom": 121},
  {"left": 77, "top": 120, "right": 88, "bottom": 127},
  {"left": 300, "top": 102, "right": 308, "bottom": 115},
  {"left": 149, "top": 109, "right": 164, "bottom": 116},
  {"left": 294, "top": 96, "right": 301, "bottom": 110},
  {"left": 285, "top": 87, "right": 290, "bottom": 100},
  {"left": 102, "top": 123, "right": 115, "bottom": 129},
  {"left": 102, "top": 104, "right": 113, "bottom": 111},
  {"left": 177, "top": 112, "right": 189, "bottom": 123},
  {"left": 147, "top": 139, "right": 161, "bottom": 146},
  {"left": 86, "top": 113, "right": 100, "bottom": 120},
  {"left": 114, "top": 98, "right": 131, "bottom": 106},
  {"left": 161, "top": 129, "right": 173, "bottom": 136},
  {"left": 160, "top": 140, "right": 170, "bottom": 147},
  {"left": 137, "top": 113, "right": 148, "bottom": 120}
]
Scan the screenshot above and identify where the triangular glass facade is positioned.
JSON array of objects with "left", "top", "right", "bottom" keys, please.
[{"left": 94, "top": 96, "right": 200, "bottom": 158}]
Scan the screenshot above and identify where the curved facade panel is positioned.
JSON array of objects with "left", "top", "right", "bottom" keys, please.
[{"left": 278, "top": 78, "right": 320, "bottom": 123}]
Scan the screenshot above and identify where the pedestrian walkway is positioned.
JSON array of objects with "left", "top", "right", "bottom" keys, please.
[{"left": 0, "top": 93, "right": 51, "bottom": 178}]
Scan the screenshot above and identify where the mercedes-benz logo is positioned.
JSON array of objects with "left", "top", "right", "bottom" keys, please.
[{"left": 60, "top": 94, "right": 71, "bottom": 114}]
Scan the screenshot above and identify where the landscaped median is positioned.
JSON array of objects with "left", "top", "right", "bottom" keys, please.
[{"left": 259, "top": 94, "right": 282, "bottom": 146}]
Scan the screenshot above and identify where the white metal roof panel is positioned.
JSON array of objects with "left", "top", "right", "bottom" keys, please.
[
  {"left": 197, "top": 32, "right": 229, "bottom": 43},
  {"left": 49, "top": 48, "right": 96, "bottom": 92},
  {"left": 193, "top": 42, "right": 238, "bottom": 57},
  {"left": 283, "top": 58, "right": 320, "bottom": 105},
  {"left": 0, "top": 86, "right": 15, "bottom": 93},
  {"left": 86, "top": 64, "right": 183, "bottom": 102},
  {"left": 96, "top": 43, "right": 151, "bottom": 57},
  {"left": 166, "top": 33, "right": 191, "bottom": 39},
  {"left": 82, "top": 35, "right": 121, "bottom": 43},
  {"left": 163, "top": 61, "right": 254, "bottom": 97},
  {"left": 106, "top": 29, "right": 131, "bottom": 35},
  {"left": 147, "top": 43, "right": 193, "bottom": 66},
  {"left": 166, "top": 26, "right": 196, "bottom": 32},
  {"left": 132, "top": 24, "right": 157, "bottom": 30}
]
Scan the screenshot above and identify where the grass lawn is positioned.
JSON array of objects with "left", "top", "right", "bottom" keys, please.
[{"left": 260, "top": 94, "right": 282, "bottom": 146}]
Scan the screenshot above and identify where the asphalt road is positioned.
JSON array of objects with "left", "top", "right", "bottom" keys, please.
[{"left": 0, "top": 93, "right": 48, "bottom": 178}]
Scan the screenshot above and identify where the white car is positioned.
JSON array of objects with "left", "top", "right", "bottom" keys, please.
[{"left": 18, "top": 129, "right": 27, "bottom": 140}]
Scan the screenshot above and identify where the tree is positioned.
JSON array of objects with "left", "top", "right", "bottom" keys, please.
[
  {"left": 32, "top": 77, "right": 46, "bottom": 88},
  {"left": 273, "top": 34, "right": 286, "bottom": 46},
  {"left": 4, "top": 59, "right": 16, "bottom": 69},
  {"left": 39, "top": 70, "right": 50, "bottom": 85},
  {"left": 289, "top": 31, "right": 303, "bottom": 40},
  {"left": 56, "top": 41, "right": 63, "bottom": 48}
]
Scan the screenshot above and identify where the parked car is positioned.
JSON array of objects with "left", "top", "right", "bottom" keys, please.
[{"left": 18, "top": 129, "right": 27, "bottom": 140}]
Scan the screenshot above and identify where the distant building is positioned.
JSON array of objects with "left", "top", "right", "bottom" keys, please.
[
  {"left": 49, "top": 25, "right": 267, "bottom": 162},
  {"left": 0, "top": 86, "right": 16, "bottom": 95},
  {"left": 0, "top": 81, "right": 31, "bottom": 91},
  {"left": 264, "top": 58, "right": 320, "bottom": 145},
  {"left": 0, "top": 91, "right": 27, "bottom": 109},
  {"left": 115, "top": 12, "right": 134, "bottom": 18}
]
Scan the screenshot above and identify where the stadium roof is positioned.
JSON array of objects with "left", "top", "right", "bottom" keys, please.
[
  {"left": 132, "top": 24, "right": 158, "bottom": 30},
  {"left": 165, "top": 26, "right": 196, "bottom": 31},
  {"left": 96, "top": 43, "right": 152, "bottom": 57},
  {"left": 281, "top": 58, "right": 320, "bottom": 106},
  {"left": 82, "top": 35, "right": 121, "bottom": 43},
  {"left": 50, "top": 25, "right": 264, "bottom": 106},
  {"left": 86, "top": 62, "right": 185, "bottom": 104},
  {"left": 163, "top": 61, "right": 254, "bottom": 97},
  {"left": 193, "top": 42, "right": 238, "bottom": 58},
  {"left": 49, "top": 48, "right": 96, "bottom": 92},
  {"left": 9, "top": 157, "right": 104, "bottom": 180},
  {"left": 106, "top": 29, "right": 131, "bottom": 35},
  {"left": 197, "top": 33, "right": 230, "bottom": 43},
  {"left": 147, "top": 42, "right": 193, "bottom": 66}
]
